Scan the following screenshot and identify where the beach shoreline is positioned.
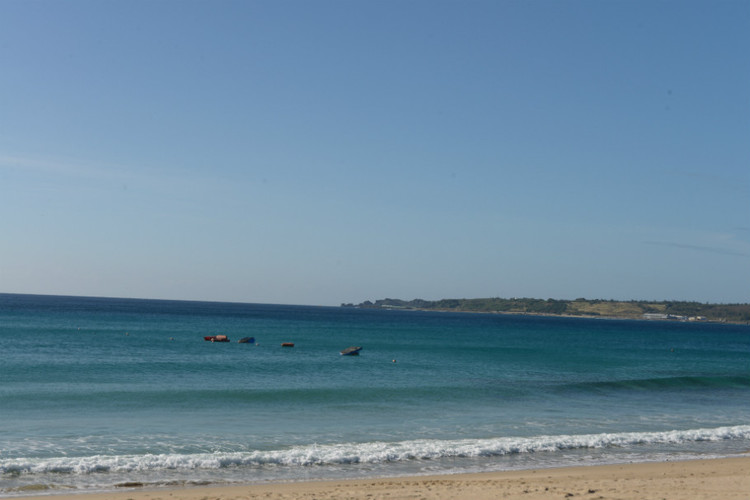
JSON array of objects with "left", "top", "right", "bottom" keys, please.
[{"left": 10, "top": 456, "right": 749, "bottom": 500}]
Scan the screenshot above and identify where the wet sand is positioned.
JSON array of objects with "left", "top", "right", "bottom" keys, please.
[{"left": 14, "top": 457, "right": 750, "bottom": 500}]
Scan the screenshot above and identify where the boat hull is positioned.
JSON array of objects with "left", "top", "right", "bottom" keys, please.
[
  {"left": 340, "top": 346, "right": 362, "bottom": 356},
  {"left": 204, "top": 335, "right": 230, "bottom": 342}
]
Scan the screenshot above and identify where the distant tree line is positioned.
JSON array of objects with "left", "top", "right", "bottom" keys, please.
[{"left": 341, "top": 297, "right": 750, "bottom": 323}]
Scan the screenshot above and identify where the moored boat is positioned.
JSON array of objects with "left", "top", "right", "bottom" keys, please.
[
  {"left": 204, "top": 335, "right": 230, "bottom": 342},
  {"left": 238, "top": 337, "right": 255, "bottom": 344},
  {"left": 340, "top": 346, "right": 362, "bottom": 356}
]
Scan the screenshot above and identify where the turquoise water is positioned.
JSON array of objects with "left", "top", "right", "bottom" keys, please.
[{"left": 1, "top": 293, "right": 749, "bottom": 496}]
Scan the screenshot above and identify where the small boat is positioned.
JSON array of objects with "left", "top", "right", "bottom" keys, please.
[
  {"left": 340, "top": 346, "right": 362, "bottom": 356},
  {"left": 204, "top": 335, "right": 230, "bottom": 342},
  {"left": 281, "top": 342, "right": 295, "bottom": 347},
  {"left": 238, "top": 337, "right": 255, "bottom": 344}
]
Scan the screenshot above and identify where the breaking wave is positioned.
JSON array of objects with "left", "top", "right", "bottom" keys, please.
[{"left": 3, "top": 425, "right": 749, "bottom": 476}]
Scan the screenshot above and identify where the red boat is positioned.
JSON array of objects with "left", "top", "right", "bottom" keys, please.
[{"left": 204, "top": 335, "right": 230, "bottom": 342}]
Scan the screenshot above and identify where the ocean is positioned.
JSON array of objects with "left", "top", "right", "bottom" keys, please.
[{"left": 1, "top": 293, "right": 748, "bottom": 496}]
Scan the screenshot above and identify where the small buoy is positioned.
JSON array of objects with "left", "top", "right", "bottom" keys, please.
[{"left": 392, "top": 359, "right": 397, "bottom": 363}]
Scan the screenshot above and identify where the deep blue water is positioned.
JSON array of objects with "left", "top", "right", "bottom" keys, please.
[{"left": 1, "top": 293, "right": 748, "bottom": 496}]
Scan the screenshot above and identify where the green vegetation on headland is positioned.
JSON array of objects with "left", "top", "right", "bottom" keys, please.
[{"left": 341, "top": 298, "right": 750, "bottom": 324}]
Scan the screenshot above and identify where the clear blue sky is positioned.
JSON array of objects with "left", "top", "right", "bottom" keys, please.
[{"left": 1, "top": 0, "right": 748, "bottom": 306}]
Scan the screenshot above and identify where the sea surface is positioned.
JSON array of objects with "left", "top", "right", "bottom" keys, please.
[{"left": 1, "top": 293, "right": 749, "bottom": 496}]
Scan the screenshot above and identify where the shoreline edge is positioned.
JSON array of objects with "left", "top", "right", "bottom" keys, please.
[{"left": 11, "top": 456, "right": 750, "bottom": 500}]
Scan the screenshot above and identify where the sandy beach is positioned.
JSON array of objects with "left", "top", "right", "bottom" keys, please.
[{"left": 13, "top": 457, "right": 749, "bottom": 500}]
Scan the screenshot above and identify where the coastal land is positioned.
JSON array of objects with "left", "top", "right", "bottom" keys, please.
[
  {"left": 16, "top": 457, "right": 750, "bottom": 500},
  {"left": 343, "top": 297, "right": 750, "bottom": 324}
]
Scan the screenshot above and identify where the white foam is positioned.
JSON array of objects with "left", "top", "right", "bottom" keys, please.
[{"left": 3, "top": 425, "right": 749, "bottom": 476}]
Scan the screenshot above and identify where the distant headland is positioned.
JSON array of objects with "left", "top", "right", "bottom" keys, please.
[{"left": 341, "top": 297, "right": 750, "bottom": 324}]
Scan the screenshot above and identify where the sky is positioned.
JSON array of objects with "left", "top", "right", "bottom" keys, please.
[{"left": 1, "top": 0, "right": 748, "bottom": 306}]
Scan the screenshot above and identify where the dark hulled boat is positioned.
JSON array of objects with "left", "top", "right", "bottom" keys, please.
[{"left": 340, "top": 346, "right": 362, "bottom": 356}]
